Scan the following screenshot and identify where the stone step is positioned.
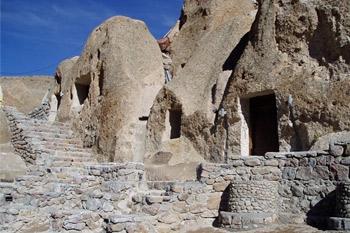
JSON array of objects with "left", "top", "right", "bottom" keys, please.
[
  {"left": 42, "top": 147, "right": 90, "bottom": 153},
  {"left": 40, "top": 142, "right": 84, "bottom": 149},
  {"left": 51, "top": 160, "right": 97, "bottom": 168},
  {"left": 107, "top": 214, "right": 152, "bottom": 225},
  {"left": 25, "top": 123, "right": 72, "bottom": 131},
  {"left": 140, "top": 189, "right": 166, "bottom": 196},
  {"left": 33, "top": 137, "right": 82, "bottom": 145},
  {"left": 51, "top": 156, "right": 95, "bottom": 163},
  {"left": 218, "top": 211, "right": 277, "bottom": 229},
  {"left": 145, "top": 195, "right": 168, "bottom": 204},
  {"left": 23, "top": 120, "right": 71, "bottom": 128},
  {"left": 26, "top": 132, "right": 74, "bottom": 140},
  {"left": 25, "top": 125, "right": 73, "bottom": 134},
  {"left": 41, "top": 149, "right": 94, "bottom": 157},
  {"left": 0, "top": 182, "right": 15, "bottom": 189},
  {"left": 147, "top": 181, "right": 176, "bottom": 190},
  {"left": 49, "top": 166, "right": 89, "bottom": 174},
  {"left": 15, "top": 175, "right": 44, "bottom": 182},
  {"left": 45, "top": 175, "right": 99, "bottom": 185}
]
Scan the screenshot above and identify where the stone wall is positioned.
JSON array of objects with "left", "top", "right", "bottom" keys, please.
[
  {"left": 220, "top": 180, "right": 280, "bottom": 230},
  {"left": 2, "top": 106, "right": 349, "bottom": 232},
  {"left": 227, "top": 181, "right": 279, "bottom": 213},
  {"left": 107, "top": 151, "right": 348, "bottom": 231},
  {"left": 28, "top": 99, "right": 50, "bottom": 120},
  {"left": 87, "top": 162, "right": 144, "bottom": 182},
  {"left": 198, "top": 151, "right": 349, "bottom": 228},
  {"left": 336, "top": 182, "right": 350, "bottom": 218},
  {"left": 130, "top": 181, "right": 220, "bottom": 231},
  {"left": 3, "top": 107, "right": 38, "bottom": 164}
]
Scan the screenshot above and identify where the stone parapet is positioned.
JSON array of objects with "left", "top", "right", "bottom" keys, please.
[
  {"left": 336, "top": 182, "right": 350, "bottom": 218},
  {"left": 227, "top": 180, "right": 279, "bottom": 213},
  {"left": 28, "top": 100, "right": 50, "bottom": 120},
  {"left": 199, "top": 151, "right": 350, "bottom": 227},
  {"left": 3, "top": 106, "right": 38, "bottom": 164},
  {"left": 218, "top": 180, "right": 279, "bottom": 229},
  {"left": 86, "top": 162, "right": 144, "bottom": 182}
]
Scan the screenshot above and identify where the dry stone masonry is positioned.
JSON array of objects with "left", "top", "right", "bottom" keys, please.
[
  {"left": 219, "top": 180, "right": 279, "bottom": 229},
  {"left": 1, "top": 0, "right": 350, "bottom": 232},
  {"left": 28, "top": 99, "right": 50, "bottom": 120},
  {"left": 227, "top": 181, "right": 279, "bottom": 213},
  {"left": 4, "top": 107, "right": 41, "bottom": 164},
  {"left": 327, "top": 182, "right": 350, "bottom": 231},
  {"left": 336, "top": 182, "right": 350, "bottom": 218},
  {"left": 0, "top": 105, "right": 350, "bottom": 232}
]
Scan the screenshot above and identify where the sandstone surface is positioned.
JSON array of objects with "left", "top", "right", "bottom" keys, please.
[
  {"left": 0, "top": 72, "right": 64, "bottom": 183},
  {"left": 0, "top": 76, "right": 53, "bottom": 113},
  {"left": 146, "top": 0, "right": 258, "bottom": 162},
  {"left": 1, "top": 0, "right": 350, "bottom": 231},
  {"left": 54, "top": 16, "right": 164, "bottom": 162},
  {"left": 0, "top": 109, "right": 26, "bottom": 181},
  {"left": 54, "top": 56, "right": 80, "bottom": 122},
  {"left": 217, "top": 0, "right": 350, "bottom": 160},
  {"left": 146, "top": 0, "right": 350, "bottom": 163}
]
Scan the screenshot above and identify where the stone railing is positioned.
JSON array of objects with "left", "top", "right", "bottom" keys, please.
[
  {"left": 86, "top": 162, "right": 144, "bottom": 182},
  {"left": 2, "top": 106, "right": 38, "bottom": 164},
  {"left": 28, "top": 99, "right": 50, "bottom": 120}
]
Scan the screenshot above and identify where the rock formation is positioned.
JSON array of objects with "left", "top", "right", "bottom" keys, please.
[
  {"left": 145, "top": 0, "right": 258, "bottom": 163},
  {"left": 50, "top": 0, "right": 350, "bottom": 167},
  {"left": 147, "top": 0, "right": 350, "bottom": 163},
  {"left": 53, "top": 16, "right": 164, "bottom": 162},
  {"left": 1, "top": 0, "right": 350, "bottom": 232},
  {"left": 217, "top": 0, "right": 350, "bottom": 160},
  {"left": 0, "top": 76, "right": 52, "bottom": 182},
  {"left": 54, "top": 56, "right": 80, "bottom": 122},
  {"left": 0, "top": 76, "right": 54, "bottom": 114}
]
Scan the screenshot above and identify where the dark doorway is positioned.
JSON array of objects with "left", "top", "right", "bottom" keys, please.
[
  {"left": 169, "top": 109, "right": 181, "bottom": 139},
  {"left": 55, "top": 93, "right": 61, "bottom": 110},
  {"left": 76, "top": 83, "right": 90, "bottom": 105},
  {"left": 249, "top": 94, "right": 279, "bottom": 155}
]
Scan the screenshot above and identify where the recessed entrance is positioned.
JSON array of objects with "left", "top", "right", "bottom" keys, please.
[
  {"left": 239, "top": 93, "right": 279, "bottom": 155},
  {"left": 75, "top": 83, "right": 90, "bottom": 105},
  {"left": 169, "top": 109, "right": 181, "bottom": 139},
  {"left": 163, "top": 108, "right": 182, "bottom": 141},
  {"left": 74, "top": 73, "right": 91, "bottom": 106},
  {"left": 250, "top": 94, "right": 279, "bottom": 155}
]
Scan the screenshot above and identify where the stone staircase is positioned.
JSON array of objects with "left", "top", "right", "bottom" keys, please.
[
  {"left": 0, "top": 106, "right": 169, "bottom": 232},
  {"left": 0, "top": 106, "right": 220, "bottom": 233},
  {"left": 0, "top": 107, "right": 105, "bottom": 232}
]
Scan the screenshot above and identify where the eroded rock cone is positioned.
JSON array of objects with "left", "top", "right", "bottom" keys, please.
[{"left": 54, "top": 16, "right": 164, "bottom": 162}]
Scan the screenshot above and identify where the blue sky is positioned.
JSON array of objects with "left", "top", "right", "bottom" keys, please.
[{"left": 0, "top": 0, "right": 183, "bottom": 76}]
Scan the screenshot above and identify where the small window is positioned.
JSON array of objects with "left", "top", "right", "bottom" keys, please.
[
  {"left": 5, "top": 194, "right": 13, "bottom": 202},
  {"left": 139, "top": 116, "right": 149, "bottom": 121}
]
